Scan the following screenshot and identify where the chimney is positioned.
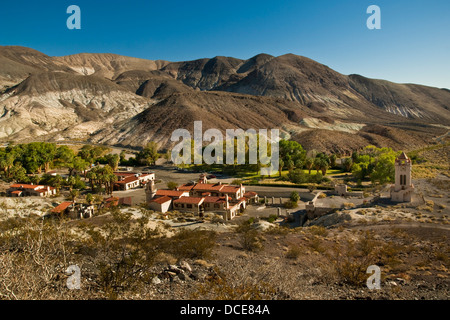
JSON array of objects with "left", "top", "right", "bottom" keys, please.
[{"left": 225, "top": 194, "right": 229, "bottom": 209}]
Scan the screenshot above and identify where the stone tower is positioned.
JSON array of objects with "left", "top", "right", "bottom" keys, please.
[
  {"left": 145, "top": 179, "right": 157, "bottom": 204},
  {"left": 390, "top": 152, "right": 414, "bottom": 202}
]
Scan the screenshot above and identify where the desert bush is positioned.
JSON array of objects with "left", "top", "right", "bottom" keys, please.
[
  {"left": 284, "top": 201, "right": 298, "bottom": 209},
  {"left": 236, "top": 223, "right": 264, "bottom": 252},
  {"left": 81, "top": 208, "right": 161, "bottom": 299},
  {"left": 0, "top": 216, "right": 82, "bottom": 299},
  {"left": 307, "top": 225, "right": 328, "bottom": 237},
  {"left": 165, "top": 228, "right": 217, "bottom": 260},
  {"left": 285, "top": 245, "right": 303, "bottom": 259},
  {"left": 192, "top": 266, "right": 276, "bottom": 300},
  {"left": 265, "top": 225, "right": 290, "bottom": 236},
  {"left": 262, "top": 214, "right": 278, "bottom": 223},
  {"left": 307, "top": 236, "right": 327, "bottom": 254},
  {"left": 167, "top": 181, "right": 178, "bottom": 190},
  {"left": 342, "top": 202, "right": 355, "bottom": 209}
]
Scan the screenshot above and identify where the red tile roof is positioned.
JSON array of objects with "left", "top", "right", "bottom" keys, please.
[
  {"left": 114, "top": 172, "right": 136, "bottom": 177},
  {"left": 221, "top": 186, "right": 240, "bottom": 193},
  {"left": 178, "top": 184, "right": 194, "bottom": 191},
  {"left": 173, "top": 197, "right": 204, "bottom": 205},
  {"left": 115, "top": 176, "right": 140, "bottom": 184},
  {"left": 150, "top": 196, "right": 172, "bottom": 204},
  {"left": 51, "top": 202, "right": 72, "bottom": 213},
  {"left": 244, "top": 192, "right": 258, "bottom": 197},
  {"left": 192, "top": 183, "right": 224, "bottom": 191},
  {"left": 10, "top": 184, "right": 40, "bottom": 189},
  {"left": 156, "top": 190, "right": 187, "bottom": 197},
  {"left": 203, "top": 196, "right": 226, "bottom": 203}
]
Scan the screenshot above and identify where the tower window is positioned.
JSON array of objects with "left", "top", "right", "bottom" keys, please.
[{"left": 400, "top": 175, "right": 407, "bottom": 186}]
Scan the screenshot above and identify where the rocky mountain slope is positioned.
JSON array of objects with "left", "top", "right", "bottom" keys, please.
[{"left": 0, "top": 46, "right": 448, "bottom": 152}]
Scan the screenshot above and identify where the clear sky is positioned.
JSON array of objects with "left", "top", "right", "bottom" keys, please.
[{"left": 1, "top": 0, "right": 449, "bottom": 89}]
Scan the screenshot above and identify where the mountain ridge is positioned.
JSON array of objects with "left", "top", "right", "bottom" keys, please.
[{"left": 0, "top": 46, "right": 448, "bottom": 153}]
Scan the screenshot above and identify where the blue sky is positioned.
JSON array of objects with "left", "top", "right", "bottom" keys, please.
[{"left": 1, "top": 0, "right": 449, "bottom": 89}]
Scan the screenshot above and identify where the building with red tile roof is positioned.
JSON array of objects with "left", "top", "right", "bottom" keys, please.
[
  {"left": 173, "top": 197, "right": 205, "bottom": 214},
  {"left": 8, "top": 184, "right": 56, "bottom": 197},
  {"left": 148, "top": 196, "right": 172, "bottom": 213},
  {"left": 113, "top": 172, "right": 155, "bottom": 191},
  {"left": 155, "top": 189, "right": 189, "bottom": 199},
  {"left": 146, "top": 174, "right": 257, "bottom": 220},
  {"left": 51, "top": 201, "right": 73, "bottom": 214}
]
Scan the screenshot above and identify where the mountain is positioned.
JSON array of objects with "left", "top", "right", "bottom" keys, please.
[
  {"left": 0, "top": 46, "right": 448, "bottom": 152},
  {"left": 53, "top": 53, "right": 169, "bottom": 79},
  {"left": 0, "top": 71, "right": 151, "bottom": 142}
]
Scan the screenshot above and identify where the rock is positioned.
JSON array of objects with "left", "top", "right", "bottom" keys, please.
[
  {"left": 152, "top": 276, "right": 162, "bottom": 285},
  {"left": 168, "top": 265, "right": 183, "bottom": 274},
  {"left": 179, "top": 261, "right": 192, "bottom": 273},
  {"left": 166, "top": 271, "right": 177, "bottom": 277},
  {"left": 194, "top": 259, "right": 214, "bottom": 268}
]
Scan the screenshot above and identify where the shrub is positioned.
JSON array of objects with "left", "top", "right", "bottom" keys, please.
[
  {"left": 285, "top": 245, "right": 303, "bottom": 259},
  {"left": 290, "top": 191, "right": 300, "bottom": 203},
  {"left": 167, "top": 181, "right": 178, "bottom": 190},
  {"left": 342, "top": 202, "right": 355, "bottom": 209},
  {"left": 308, "top": 225, "right": 328, "bottom": 237},
  {"left": 167, "top": 229, "right": 217, "bottom": 259},
  {"left": 236, "top": 223, "right": 264, "bottom": 252},
  {"left": 284, "top": 201, "right": 298, "bottom": 209}
]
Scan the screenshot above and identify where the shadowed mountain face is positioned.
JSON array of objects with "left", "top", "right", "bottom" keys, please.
[{"left": 0, "top": 46, "right": 448, "bottom": 151}]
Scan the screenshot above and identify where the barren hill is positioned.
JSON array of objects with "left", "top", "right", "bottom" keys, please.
[
  {"left": 0, "top": 46, "right": 448, "bottom": 152},
  {"left": 53, "top": 53, "right": 169, "bottom": 79}
]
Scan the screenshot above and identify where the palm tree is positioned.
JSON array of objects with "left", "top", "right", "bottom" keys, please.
[
  {"left": 304, "top": 157, "right": 314, "bottom": 175},
  {"left": 69, "top": 189, "right": 79, "bottom": 202}
]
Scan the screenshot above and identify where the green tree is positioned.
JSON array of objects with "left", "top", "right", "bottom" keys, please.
[
  {"left": 286, "top": 159, "right": 295, "bottom": 171},
  {"left": 69, "top": 189, "right": 79, "bottom": 201},
  {"left": 119, "top": 150, "right": 126, "bottom": 164},
  {"left": 69, "top": 156, "right": 89, "bottom": 177},
  {"left": 105, "top": 154, "right": 120, "bottom": 171},
  {"left": 0, "top": 151, "right": 16, "bottom": 179},
  {"left": 330, "top": 154, "right": 337, "bottom": 168},
  {"left": 10, "top": 164, "right": 28, "bottom": 183},
  {"left": 54, "top": 145, "right": 75, "bottom": 168},
  {"left": 138, "top": 142, "right": 160, "bottom": 166},
  {"left": 86, "top": 193, "right": 94, "bottom": 205},
  {"left": 370, "top": 152, "right": 396, "bottom": 185},
  {"left": 167, "top": 181, "right": 178, "bottom": 190},
  {"left": 304, "top": 157, "right": 314, "bottom": 175},
  {"left": 290, "top": 191, "right": 300, "bottom": 203},
  {"left": 287, "top": 169, "right": 307, "bottom": 184},
  {"left": 342, "top": 158, "right": 353, "bottom": 172}
]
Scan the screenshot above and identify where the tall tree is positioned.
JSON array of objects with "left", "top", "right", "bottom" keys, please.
[
  {"left": 138, "top": 142, "right": 160, "bottom": 166},
  {"left": 304, "top": 157, "right": 314, "bottom": 175}
]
